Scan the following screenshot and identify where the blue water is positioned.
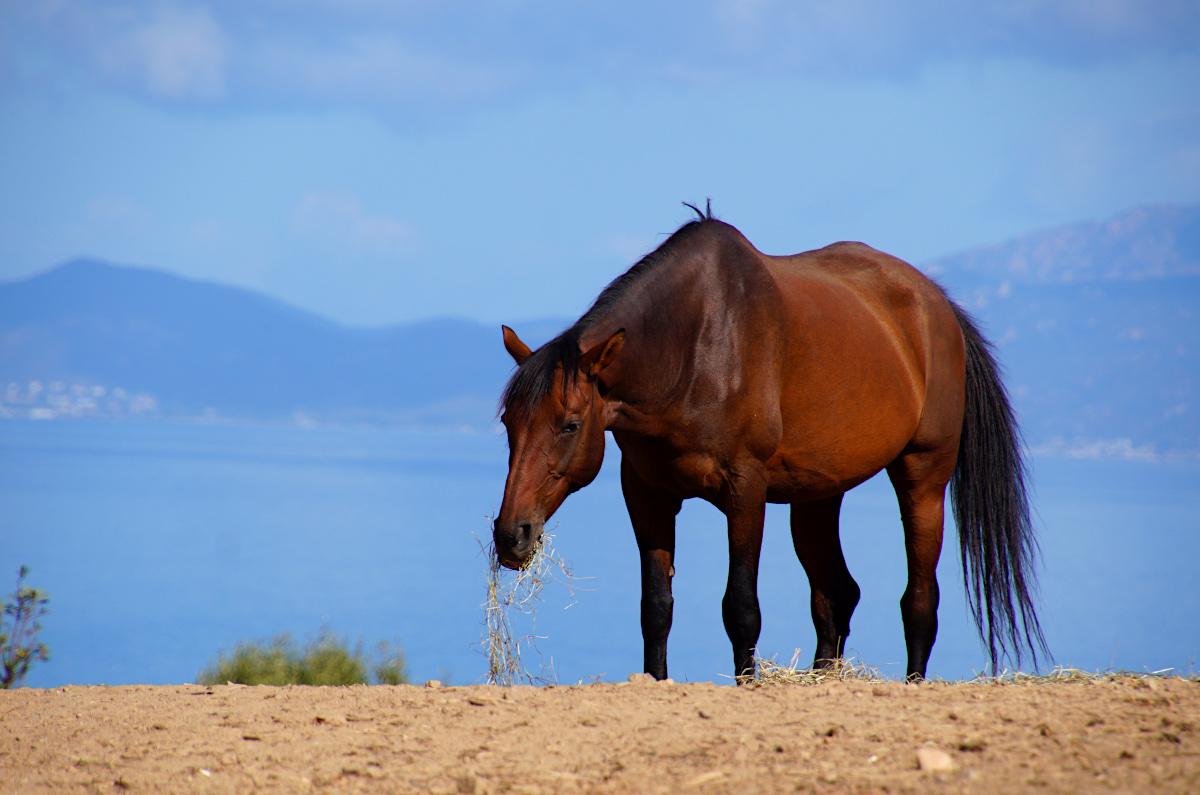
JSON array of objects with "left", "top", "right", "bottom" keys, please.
[{"left": 2, "top": 420, "right": 1197, "bottom": 687}]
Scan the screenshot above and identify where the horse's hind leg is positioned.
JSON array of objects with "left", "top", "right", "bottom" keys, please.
[
  {"left": 621, "top": 456, "right": 683, "bottom": 681},
  {"left": 887, "top": 449, "right": 955, "bottom": 680},
  {"left": 790, "top": 494, "right": 861, "bottom": 668}
]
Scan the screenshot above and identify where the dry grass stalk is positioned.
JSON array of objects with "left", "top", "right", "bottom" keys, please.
[
  {"left": 969, "top": 665, "right": 1189, "bottom": 685},
  {"left": 749, "top": 649, "right": 887, "bottom": 686},
  {"left": 479, "top": 528, "right": 579, "bottom": 687},
  {"left": 750, "top": 658, "right": 1194, "bottom": 688}
]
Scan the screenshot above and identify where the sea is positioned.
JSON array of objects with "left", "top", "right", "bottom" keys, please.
[{"left": 2, "top": 419, "right": 1197, "bottom": 688}]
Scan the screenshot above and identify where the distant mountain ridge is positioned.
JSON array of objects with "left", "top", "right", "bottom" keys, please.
[
  {"left": 2, "top": 203, "right": 1197, "bottom": 457},
  {"left": 926, "top": 203, "right": 1200, "bottom": 284},
  {"left": 925, "top": 203, "right": 1199, "bottom": 459},
  {"left": 0, "top": 258, "right": 564, "bottom": 428}
]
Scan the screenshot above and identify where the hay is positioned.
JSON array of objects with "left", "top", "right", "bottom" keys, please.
[
  {"left": 747, "top": 649, "right": 888, "bottom": 686},
  {"left": 478, "top": 527, "right": 580, "bottom": 687},
  {"left": 968, "top": 665, "right": 1189, "bottom": 685},
  {"left": 748, "top": 656, "right": 1194, "bottom": 688}
]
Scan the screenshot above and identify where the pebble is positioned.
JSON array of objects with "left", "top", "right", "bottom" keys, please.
[{"left": 916, "top": 747, "right": 955, "bottom": 771}]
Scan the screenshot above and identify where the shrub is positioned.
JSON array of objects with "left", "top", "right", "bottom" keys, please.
[
  {"left": 372, "top": 640, "right": 409, "bottom": 685},
  {"left": 198, "top": 630, "right": 409, "bottom": 686},
  {"left": 199, "top": 633, "right": 305, "bottom": 686},
  {"left": 1, "top": 566, "right": 50, "bottom": 689},
  {"left": 298, "top": 632, "right": 368, "bottom": 685}
]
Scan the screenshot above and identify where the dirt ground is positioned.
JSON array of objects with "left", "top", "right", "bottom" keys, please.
[{"left": 2, "top": 675, "right": 1197, "bottom": 794}]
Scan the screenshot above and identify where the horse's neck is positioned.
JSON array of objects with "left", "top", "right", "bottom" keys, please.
[{"left": 584, "top": 264, "right": 722, "bottom": 428}]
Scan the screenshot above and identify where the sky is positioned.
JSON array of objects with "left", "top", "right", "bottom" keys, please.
[{"left": 1, "top": 1, "right": 1198, "bottom": 327}]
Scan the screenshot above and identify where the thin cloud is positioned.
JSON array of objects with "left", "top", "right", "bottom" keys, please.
[
  {"left": 249, "top": 33, "right": 515, "bottom": 104},
  {"left": 2, "top": 0, "right": 1197, "bottom": 113},
  {"left": 6, "top": 2, "right": 229, "bottom": 101},
  {"left": 115, "top": 5, "right": 227, "bottom": 100},
  {"left": 292, "top": 192, "right": 415, "bottom": 256}
]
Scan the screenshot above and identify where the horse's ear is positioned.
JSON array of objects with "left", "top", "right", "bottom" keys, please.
[
  {"left": 502, "top": 325, "right": 532, "bottom": 365},
  {"left": 580, "top": 329, "right": 625, "bottom": 378}
]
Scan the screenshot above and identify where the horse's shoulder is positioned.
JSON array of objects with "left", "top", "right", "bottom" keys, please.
[
  {"left": 687, "top": 220, "right": 762, "bottom": 258},
  {"left": 683, "top": 221, "right": 777, "bottom": 283}
]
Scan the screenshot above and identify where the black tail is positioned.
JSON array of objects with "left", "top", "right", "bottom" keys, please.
[{"left": 949, "top": 301, "right": 1049, "bottom": 672}]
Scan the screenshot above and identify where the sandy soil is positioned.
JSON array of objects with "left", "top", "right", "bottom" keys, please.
[{"left": 2, "top": 675, "right": 1197, "bottom": 794}]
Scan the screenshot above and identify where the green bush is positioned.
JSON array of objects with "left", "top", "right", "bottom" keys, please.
[
  {"left": 198, "top": 630, "right": 408, "bottom": 686},
  {"left": 372, "top": 640, "right": 408, "bottom": 685},
  {"left": 1, "top": 566, "right": 50, "bottom": 689}
]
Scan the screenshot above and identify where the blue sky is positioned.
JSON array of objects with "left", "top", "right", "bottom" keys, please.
[{"left": 1, "top": 1, "right": 1198, "bottom": 326}]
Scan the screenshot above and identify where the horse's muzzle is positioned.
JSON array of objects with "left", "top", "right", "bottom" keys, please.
[{"left": 493, "top": 518, "right": 541, "bottom": 570}]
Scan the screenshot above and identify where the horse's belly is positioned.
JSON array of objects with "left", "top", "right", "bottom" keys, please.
[
  {"left": 764, "top": 399, "right": 920, "bottom": 502},
  {"left": 764, "top": 307, "right": 927, "bottom": 499},
  {"left": 763, "top": 448, "right": 898, "bottom": 502}
]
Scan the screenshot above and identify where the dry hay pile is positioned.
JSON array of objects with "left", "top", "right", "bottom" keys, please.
[{"left": 479, "top": 529, "right": 581, "bottom": 687}]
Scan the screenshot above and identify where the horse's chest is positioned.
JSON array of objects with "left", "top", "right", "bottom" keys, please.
[{"left": 614, "top": 433, "right": 724, "bottom": 500}]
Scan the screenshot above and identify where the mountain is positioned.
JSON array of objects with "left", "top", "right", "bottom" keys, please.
[
  {"left": 925, "top": 203, "right": 1200, "bottom": 458},
  {"left": 1, "top": 203, "right": 1197, "bottom": 456},
  {"left": 927, "top": 203, "right": 1200, "bottom": 285},
  {"left": 0, "top": 259, "right": 565, "bottom": 428}
]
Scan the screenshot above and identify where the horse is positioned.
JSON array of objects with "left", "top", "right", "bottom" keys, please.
[{"left": 493, "top": 206, "right": 1046, "bottom": 681}]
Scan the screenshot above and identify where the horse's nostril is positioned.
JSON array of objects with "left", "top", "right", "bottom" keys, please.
[{"left": 517, "top": 523, "right": 533, "bottom": 543}]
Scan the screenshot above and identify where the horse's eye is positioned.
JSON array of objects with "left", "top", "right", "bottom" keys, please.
[{"left": 561, "top": 420, "right": 581, "bottom": 436}]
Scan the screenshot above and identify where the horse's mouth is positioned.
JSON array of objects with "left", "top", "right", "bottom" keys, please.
[
  {"left": 493, "top": 524, "right": 541, "bottom": 570},
  {"left": 495, "top": 549, "right": 533, "bottom": 571},
  {"left": 498, "top": 556, "right": 524, "bottom": 571}
]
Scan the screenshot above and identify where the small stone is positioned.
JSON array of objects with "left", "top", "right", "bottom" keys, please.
[
  {"left": 425, "top": 680, "right": 443, "bottom": 688},
  {"left": 628, "top": 673, "right": 655, "bottom": 684},
  {"left": 916, "top": 747, "right": 955, "bottom": 772},
  {"left": 958, "top": 735, "right": 987, "bottom": 752}
]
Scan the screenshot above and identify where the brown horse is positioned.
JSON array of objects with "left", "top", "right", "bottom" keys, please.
[{"left": 494, "top": 207, "right": 1046, "bottom": 681}]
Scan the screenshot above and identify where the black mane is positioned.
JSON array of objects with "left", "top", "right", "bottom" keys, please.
[{"left": 501, "top": 204, "right": 714, "bottom": 421}]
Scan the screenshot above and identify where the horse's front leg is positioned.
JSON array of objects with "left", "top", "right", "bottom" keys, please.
[
  {"left": 719, "top": 470, "right": 768, "bottom": 681},
  {"left": 621, "top": 457, "right": 682, "bottom": 681}
]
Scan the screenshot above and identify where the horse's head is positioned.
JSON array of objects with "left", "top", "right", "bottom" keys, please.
[{"left": 493, "top": 325, "right": 625, "bottom": 569}]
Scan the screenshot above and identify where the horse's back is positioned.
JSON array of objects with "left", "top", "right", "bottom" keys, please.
[{"left": 750, "top": 239, "right": 966, "bottom": 499}]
